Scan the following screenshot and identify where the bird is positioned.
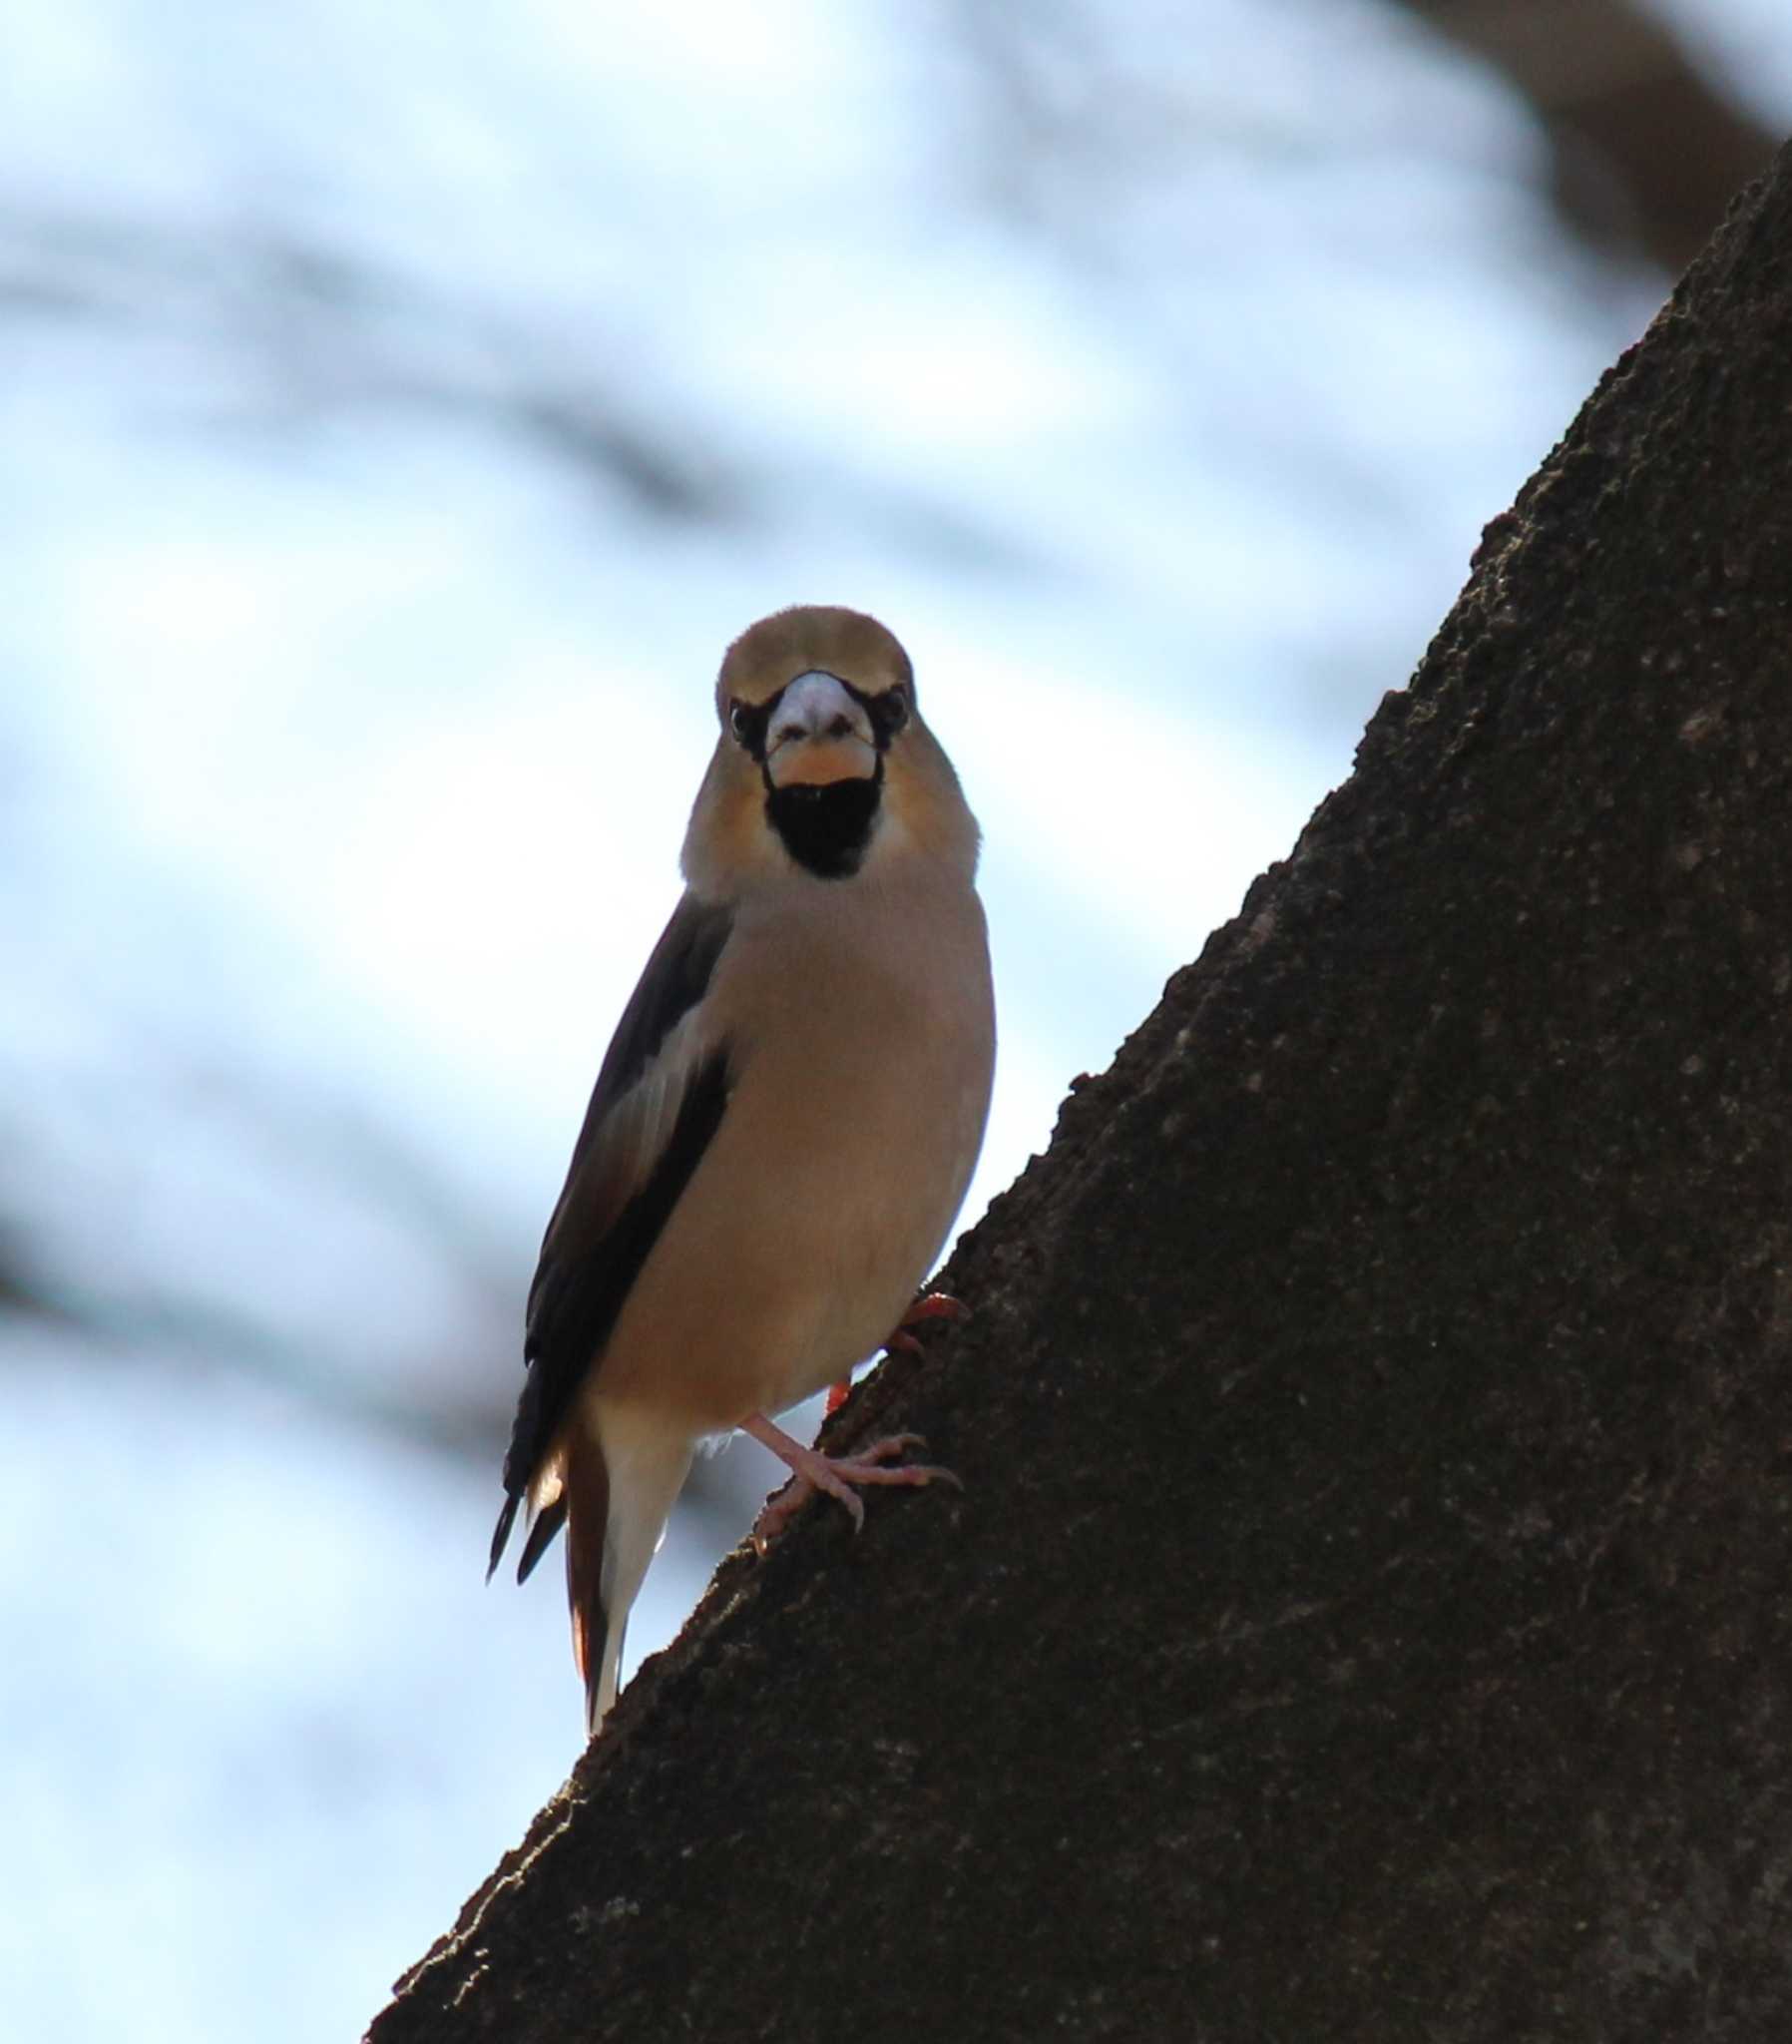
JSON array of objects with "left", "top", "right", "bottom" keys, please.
[{"left": 488, "top": 605, "right": 996, "bottom": 1734}]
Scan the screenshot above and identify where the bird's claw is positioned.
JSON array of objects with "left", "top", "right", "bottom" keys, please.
[{"left": 747, "top": 1424, "right": 964, "bottom": 1555}]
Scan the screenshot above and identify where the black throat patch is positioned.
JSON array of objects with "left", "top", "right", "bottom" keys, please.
[{"left": 764, "top": 766, "right": 883, "bottom": 879}]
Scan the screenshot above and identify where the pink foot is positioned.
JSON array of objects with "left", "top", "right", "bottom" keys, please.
[
  {"left": 828, "top": 1290, "right": 974, "bottom": 1411},
  {"left": 882, "top": 1289, "right": 971, "bottom": 1357},
  {"left": 742, "top": 1411, "right": 963, "bottom": 1555}
]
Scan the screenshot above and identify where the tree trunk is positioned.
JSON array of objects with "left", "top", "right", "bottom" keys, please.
[{"left": 368, "top": 145, "right": 1792, "bottom": 2043}]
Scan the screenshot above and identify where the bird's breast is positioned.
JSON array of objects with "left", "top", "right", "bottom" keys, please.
[{"left": 594, "top": 874, "right": 994, "bottom": 1427}]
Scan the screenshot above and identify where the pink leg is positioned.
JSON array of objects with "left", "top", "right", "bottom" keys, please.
[
  {"left": 882, "top": 1289, "right": 971, "bottom": 1357},
  {"left": 826, "top": 1291, "right": 973, "bottom": 1411},
  {"left": 743, "top": 1411, "right": 963, "bottom": 1555}
]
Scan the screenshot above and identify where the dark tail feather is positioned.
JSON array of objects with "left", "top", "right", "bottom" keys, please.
[
  {"left": 517, "top": 1496, "right": 568, "bottom": 1583},
  {"left": 486, "top": 1492, "right": 521, "bottom": 1582}
]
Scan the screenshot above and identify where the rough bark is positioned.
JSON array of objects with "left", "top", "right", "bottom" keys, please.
[{"left": 369, "top": 145, "right": 1792, "bottom": 2043}]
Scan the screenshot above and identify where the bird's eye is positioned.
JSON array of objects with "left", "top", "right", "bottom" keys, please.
[
  {"left": 873, "top": 685, "right": 911, "bottom": 744},
  {"left": 729, "top": 699, "right": 756, "bottom": 747}
]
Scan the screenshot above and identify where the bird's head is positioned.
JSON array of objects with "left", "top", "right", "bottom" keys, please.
[{"left": 682, "top": 606, "right": 978, "bottom": 891}]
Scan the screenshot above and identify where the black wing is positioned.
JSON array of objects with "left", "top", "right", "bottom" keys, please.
[{"left": 488, "top": 893, "right": 734, "bottom": 1579}]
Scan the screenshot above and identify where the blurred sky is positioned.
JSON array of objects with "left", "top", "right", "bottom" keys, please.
[{"left": 3, "top": 3, "right": 1787, "bottom": 2040}]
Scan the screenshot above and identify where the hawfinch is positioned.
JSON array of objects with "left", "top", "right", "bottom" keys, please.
[{"left": 489, "top": 606, "right": 996, "bottom": 1734}]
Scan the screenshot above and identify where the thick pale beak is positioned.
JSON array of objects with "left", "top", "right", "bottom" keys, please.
[{"left": 764, "top": 671, "right": 878, "bottom": 789}]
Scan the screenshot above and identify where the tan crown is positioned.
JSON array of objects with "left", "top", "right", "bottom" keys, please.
[{"left": 713, "top": 605, "right": 914, "bottom": 716}]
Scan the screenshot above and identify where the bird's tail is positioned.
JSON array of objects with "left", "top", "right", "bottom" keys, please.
[{"left": 566, "top": 1401, "right": 694, "bottom": 1737}]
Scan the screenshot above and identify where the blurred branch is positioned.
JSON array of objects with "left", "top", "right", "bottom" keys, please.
[
  {"left": 0, "top": 208, "right": 734, "bottom": 518},
  {"left": 1405, "top": 0, "right": 1778, "bottom": 272},
  {"left": 0, "top": 202, "right": 1028, "bottom": 561},
  {"left": 0, "top": 1238, "right": 63, "bottom": 1321},
  {"left": 948, "top": 0, "right": 1777, "bottom": 280}
]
